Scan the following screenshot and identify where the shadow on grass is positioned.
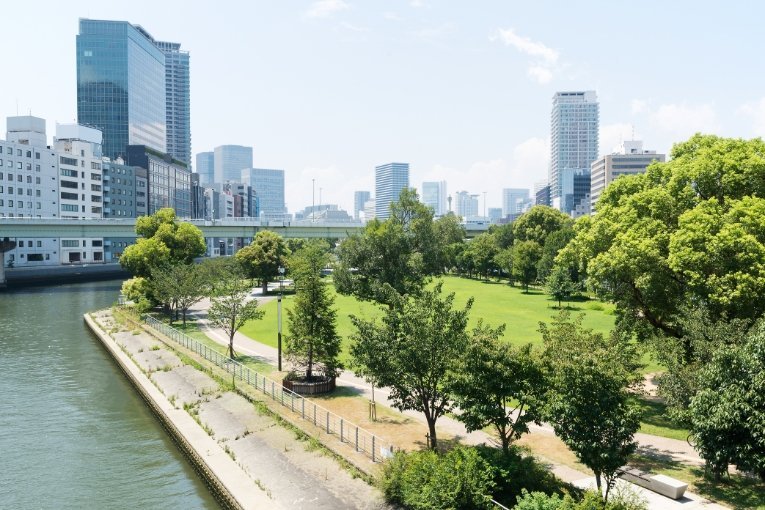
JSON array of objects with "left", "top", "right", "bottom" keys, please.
[
  {"left": 630, "top": 396, "right": 689, "bottom": 437},
  {"left": 694, "top": 471, "right": 765, "bottom": 510},
  {"left": 313, "top": 385, "right": 365, "bottom": 399}
]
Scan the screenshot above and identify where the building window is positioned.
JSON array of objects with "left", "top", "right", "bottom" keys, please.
[
  {"left": 60, "top": 156, "right": 78, "bottom": 166},
  {"left": 17, "top": 162, "right": 22, "bottom": 170},
  {"left": 18, "top": 241, "right": 24, "bottom": 247},
  {"left": 35, "top": 165, "right": 40, "bottom": 172},
  {"left": 61, "top": 240, "right": 79, "bottom": 247}
]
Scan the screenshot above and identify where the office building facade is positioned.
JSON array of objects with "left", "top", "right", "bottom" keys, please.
[
  {"left": 196, "top": 151, "right": 214, "bottom": 184},
  {"left": 549, "top": 91, "right": 599, "bottom": 215},
  {"left": 241, "top": 168, "right": 285, "bottom": 218},
  {"left": 77, "top": 19, "right": 167, "bottom": 160},
  {"left": 214, "top": 145, "right": 252, "bottom": 183},
  {"left": 421, "top": 181, "right": 447, "bottom": 216},
  {"left": 155, "top": 40, "right": 191, "bottom": 167},
  {"left": 455, "top": 191, "right": 479, "bottom": 218},
  {"left": 502, "top": 188, "right": 530, "bottom": 217},
  {"left": 126, "top": 145, "right": 191, "bottom": 218},
  {"left": 590, "top": 141, "right": 665, "bottom": 212},
  {"left": 375, "top": 162, "right": 409, "bottom": 220},
  {"left": 353, "top": 190, "right": 371, "bottom": 220}
]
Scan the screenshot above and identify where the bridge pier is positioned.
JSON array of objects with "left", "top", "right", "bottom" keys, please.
[{"left": 0, "top": 238, "right": 17, "bottom": 289}]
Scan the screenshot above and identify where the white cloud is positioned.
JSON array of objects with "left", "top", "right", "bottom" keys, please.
[
  {"left": 492, "top": 28, "right": 559, "bottom": 85},
  {"left": 410, "top": 0, "right": 425, "bottom": 7},
  {"left": 630, "top": 99, "right": 649, "bottom": 115},
  {"left": 600, "top": 123, "right": 640, "bottom": 155},
  {"left": 527, "top": 66, "right": 553, "bottom": 85},
  {"left": 382, "top": 11, "right": 399, "bottom": 21},
  {"left": 414, "top": 138, "right": 549, "bottom": 211},
  {"left": 493, "top": 28, "right": 558, "bottom": 64},
  {"left": 738, "top": 98, "right": 765, "bottom": 137},
  {"left": 340, "top": 21, "right": 368, "bottom": 32},
  {"left": 649, "top": 103, "right": 719, "bottom": 140},
  {"left": 304, "top": 0, "right": 349, "bottom": 19},
  {"left": 414, "top": 23, "right": 454, "bottom": 43}
]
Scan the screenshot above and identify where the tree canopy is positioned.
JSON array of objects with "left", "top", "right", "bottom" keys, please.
[{"left": 235, "top": 230, "right": 290, "bottom": 292}]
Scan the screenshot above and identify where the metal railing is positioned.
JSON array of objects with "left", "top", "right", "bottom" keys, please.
[{"left": 142, "top": 315, "right": 393, "bottom": 463}]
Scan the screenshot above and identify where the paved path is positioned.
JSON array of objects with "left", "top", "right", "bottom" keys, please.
[{"left": 187, "top": 293, "right": 727, "bottom": 509}]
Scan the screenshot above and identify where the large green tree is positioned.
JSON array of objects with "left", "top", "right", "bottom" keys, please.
[
  {"left": 450, "top": 325, "right": 547, "bottom": 454},
  {"left": 285, "top": 242, "right": 342, "bottom": 380},
  {"left": 120, "top": 208, "right": 205, "bottom": 277},
  {"left": 335, "top": 189, "right": 444, "bottom": 305},
  {"left": 236, "top": 230, "right": 290, "bottom": 293},
  {"left": 545, "top": 265, "right": 578, "bottom": 308},
  {"left": 350, "top": 283, "right": 472, "bottom": 448},
  {"left": 689, "top": 321, "right": 765, "bottom": 482},
  {"left": 465, "top": 232, "right": 500, "bottom": 280},
  {"left": 512, "top": 240, "right": 542, "bottom": 292},
  {"left": 512, "top": 206, "right": 572, "bottom": 247},
  {"left": 541, "top": 313, "right": 642, "bottom": 501},
  {"left": 561, "top": 134, "right": 765, "bottom": 344},
  {"left": 151, "top": 263, "right": 206, "bottom": 325}
]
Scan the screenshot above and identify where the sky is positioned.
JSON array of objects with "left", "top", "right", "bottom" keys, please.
[{"left": 3, "top": 1, "right": 765, "bottom": 214}]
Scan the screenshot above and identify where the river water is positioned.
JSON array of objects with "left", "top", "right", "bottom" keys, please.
[{"left": 0, "top": 280, "right": 219, "bottom": 509}]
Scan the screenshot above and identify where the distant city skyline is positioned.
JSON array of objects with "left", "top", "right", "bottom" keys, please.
[{"left": 5, "top": 2, "right": 765, "bottom": 214}]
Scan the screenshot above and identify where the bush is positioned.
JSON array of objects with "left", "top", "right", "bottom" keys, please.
[
  {"left": 512, "top": 488, "right": 646, "bottom": 510},
  {"left": 380, "top": 447, "right": 496, "bottom": 509}
]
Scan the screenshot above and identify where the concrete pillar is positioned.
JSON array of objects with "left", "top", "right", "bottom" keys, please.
[{"left": 0, "top": 238, "right": 17, "bottom": 289}]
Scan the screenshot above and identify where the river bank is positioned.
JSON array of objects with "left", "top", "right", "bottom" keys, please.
[{"left": 86, "top": 308, "right": 387, "bottom": 509}]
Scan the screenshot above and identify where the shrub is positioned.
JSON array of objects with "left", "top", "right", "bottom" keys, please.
[
  {"left": 512, "top": 489, "right": 646, "bottom": 510},
  {"left": 380, "top": 447, "right": 496, "bottom": 509}
]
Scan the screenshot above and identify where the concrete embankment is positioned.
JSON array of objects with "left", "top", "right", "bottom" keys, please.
[
  {"left": 85, "top": 310, "right": 386, "bottom": 510},
  {"left": 7, "top": 263, "right": 128, "bottom": 287}
]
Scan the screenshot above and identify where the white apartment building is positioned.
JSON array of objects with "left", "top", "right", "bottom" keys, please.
[
  {"left": 1, "top": 116, "right": 60, "bottom": 267},
  {"left": 54, "top": 124, "right": 105, "bottom": 263}
]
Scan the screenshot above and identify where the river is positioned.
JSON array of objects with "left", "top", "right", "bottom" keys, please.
[{"left": 0, "top": 280, "right": 219, "bottom": 509}]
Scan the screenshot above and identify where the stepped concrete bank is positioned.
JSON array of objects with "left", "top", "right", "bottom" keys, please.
[
  {"left": 85, "top": 310, "right": 386, "bottom": 510},
  {"left": 85, "top": 312, "right": 277, "bottom": 510}
]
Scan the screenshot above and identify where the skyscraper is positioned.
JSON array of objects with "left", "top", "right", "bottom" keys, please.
[
  {"left": 215, "top": 145, "right": 253, "bottom": 183},
  {"left": 421, "top": 181, "right": 447, "bottom": 216},
  {"left": 502, "top": 188, "right": 530, "bottom": 217},
  {"left": 353, "top": 190, "right": 371, "bottom": 220},
  {"left": 549, "top": 91, "right": 599, "bottom": 215},
  {"left": 241, "top": 168, "right": 285, "bottom": 218},
  {"left": 455, "top": 191, "right": 479, "bottom": 218},
  {"left": 155, "top": 41, "right": 191, "bottom": 166},
  {"left": 196, "top": 151, "right": 214, "bottom": 184},
  {"left": 77, "top": 19, "right": 167, "bottom": 160},
  {"left": 375, "top": 162, "right": 409, "bottom": 220}
]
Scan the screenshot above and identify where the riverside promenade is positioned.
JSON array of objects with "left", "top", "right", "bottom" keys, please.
[{"left": 85, "top": 309, "right": 387, "bottom": 510}]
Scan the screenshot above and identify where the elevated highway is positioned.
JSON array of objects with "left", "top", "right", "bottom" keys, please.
[{"left": 0, "top": 217, "right": 490, "bottom": 239}]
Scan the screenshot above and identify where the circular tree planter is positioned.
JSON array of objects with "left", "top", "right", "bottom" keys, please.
[{"left": 282, "top": 374, "right": 336, "bottom": 395}]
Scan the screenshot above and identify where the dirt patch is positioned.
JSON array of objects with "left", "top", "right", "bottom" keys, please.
[{"left": 151, "top": 365, "right": 220, "bottom": 407}]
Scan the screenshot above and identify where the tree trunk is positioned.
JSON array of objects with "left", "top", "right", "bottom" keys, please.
[
  {"left": 427, "top": 417, "right": 438, "bottom": 449},
  {"left": 594, "top": 471, "right": 602, "bottom": 492},
  {"left": 262, "top": 280, "right": 268, "bottom": 294},
  {"left": 307, "top": 340, "right": 314, "bottom": 381},
  {"left": 182, "top": 308, "right": 187, "bottom": 326},
  {"left": 229, "top": 332, "right": 236, "bottom": 359}
]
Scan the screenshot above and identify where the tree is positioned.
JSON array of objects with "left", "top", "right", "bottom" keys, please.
[
  {"left": 335, "top": 190, "right": 442, "bottom": 305},
  {"left": 434, "top": 213, "right": 467, "bottom": 270},
  {"left": 450, "top": 324, "right": 547, "bottom": 453},
  {"left": 488, "top": 222, "right": 515, "bottom": 250},
  {"left": 151, "top": 264, "right": 205, "bottom": 325},
  {"left": 689, "top": 321, "right": 765, "bottom": 482},
  {"left": 512, "top": 206, "right": 572, "bottom": 247},
  {"left": 493, "top": 247, "right": 514, "bottom": 284},
  {"left": 512, "top": 240, "right": 542, "bottom": 292},
  {"left": 120, "top": 208, "right": 205, "bottom": 277},
  {"left": 536, "top": 227, "right": 575, "bottom": 281},
  {"left": 545, "top": 265, "right": 577, "bottom": 308},
  {"left": 207, "top": 273, "right": 264, "bottom": 358},
  {"left": 285, "top": 242, "right": 342, "bottom": 380},
  {"left": 350, "top": 283, "right": 471, "bottom": 448},
  {"left": 561, "top": 135, "right": 765, "bottom": 344},
  {"left": 465, "top": 233, "right": 500, "bottom": 280},
  {"left": 236, "top": 230, "right": 289, "bottom": 293},
  {"left": 541, "top": 313, "right": 642, "bottom": 502}
]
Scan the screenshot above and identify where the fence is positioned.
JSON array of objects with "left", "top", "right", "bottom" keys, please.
[{"left": 142, "top": 315, "right": 393, "bottom": 463}]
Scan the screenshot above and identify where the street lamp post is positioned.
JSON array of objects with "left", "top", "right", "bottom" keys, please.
[{"left": 277, "top": 266, "right": 285, "bottom": 371}]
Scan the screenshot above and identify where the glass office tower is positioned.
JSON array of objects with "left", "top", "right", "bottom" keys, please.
[
  {"left": 77, "top": 19, "right": 167, "bottom": 160},
  {"left": 375, "top": 162, "right": 409, "bottom": 220},
  {"left": 155, "top": 40, "right": 191, "bottom": 167}
]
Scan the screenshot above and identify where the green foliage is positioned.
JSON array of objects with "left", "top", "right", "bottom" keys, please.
[
  {"left": 537, "top": 227, "right": 575, "bottom": 281},
  {"left": 561, "top": 134, "right": 765, "bottom": 343},
  {"left": 285, "top": 242, "right": 342, "bottom": 380},
  {"left": 541, "top": 313, "right": 642, "bottom": 500},
  {"left": 513, "top": 206, "right": 573, "bottom": 246},
  {"left": 489, "top": 222, "right": 515, "bottom": 249},
  {"left": 235, "top": 230, "right": 289, "bottom": 292},
  {"left": 689, "top": 321, "right": 765, "bottom": 481},
  {"left": 380, "top": 447, "right": 496, "bottom": 510},
  {"left": 350, "top": 282, "right": 471, "bottom": 448},
  {"left": 450, "top": 325, "right": 547, "bottom": 452},
  {"left": 465, "top": 232, "right": 500, "bottom": 280},
  {"left": 512, "top": 489, "right": 647, "bottom": 510},
  {"left": 121, "top": 276, "right": 155, "bottom": 311},
  {"left": 512, "top": 240, "right": 543, "bottom": 291},
  {"left": 545, "top": 265, "right": 578, "bottom": 308},
  {"left": 335, "top": 189, "right": 447, "bottom": 305},
  {"left": 207, "top": 273, "right": 265, "bottom": 358},
  {"left": 150, "top": 263, "right": 206, "bottom": 325},
  {"left": 120, "top": 208, "right": 205, "bottom": 277}
]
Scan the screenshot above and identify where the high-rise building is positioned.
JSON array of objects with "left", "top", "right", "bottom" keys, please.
[
  {"left": 488, "top": 207, "right": 503, "bottom": 224},
  {"left": 549, "top": 91, "right": 599, "bottom": 215},
  {"left": 535, "top": 184, "right": 551, "bottom": 208},
  {"left": 126, "top": 145, "right": 191, "bottom": 218},
  {"left": 155, "top": 41, "right": 191, "bottom": 167},
  {"left": 375, "top": 162, "right": 409, "bottom": 220},
  {"left": 214, "top": 145, "right": 252, "bottom": 183},
  {"left": 590, "top": 141, "right": 665, "bottom": 212},
  {"left": 455, "top": 191, "right": 479, "bottom": 218},
  {"left": 195, "top": 151, "right": 214, "bottom": 184},
  {"left": 353, "top": 190, "right": 371, "bottom": 220},
  {"left": 421, "top": 181, "right": 447, "bottom": 216},
  {"left": 502, "top": 188, "right": 530, "bottom": 217},
  {"left": 77, "top": 19, "right": 167, "bottom": 160},
  {"left": 241, "top": 168, "right": 285, "bottom": 219}
]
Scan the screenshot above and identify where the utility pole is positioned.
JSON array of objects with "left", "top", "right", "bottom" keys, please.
[{"left": 277, "top": 266, "right": 285, "bottom": 371}]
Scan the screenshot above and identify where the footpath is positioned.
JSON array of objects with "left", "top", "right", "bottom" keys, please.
[
  {"left": 188, "top": 293, "right": 729, "bottom": 510},
  {"left": 86, "top": 309, "right": 388, "bottom": 510}
]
